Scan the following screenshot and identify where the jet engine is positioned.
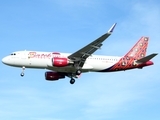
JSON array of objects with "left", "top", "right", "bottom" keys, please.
[
  {"left": 52, "top": 57, "right": 73, "bottom": 67},
  {"left": 45, "top": 71, "right": 65, "bottom": 81}
]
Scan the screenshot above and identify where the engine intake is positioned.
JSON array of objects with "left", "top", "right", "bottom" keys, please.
[{"left": 45, "top": 71, "right": 65, "bottom": 81}]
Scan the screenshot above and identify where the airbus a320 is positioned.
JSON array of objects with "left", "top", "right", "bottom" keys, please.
[{"left": 2, "top": 23, "right": 157, "bottom": 84}]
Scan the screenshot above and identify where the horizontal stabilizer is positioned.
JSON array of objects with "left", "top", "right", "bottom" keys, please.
[{"left": 136, "top": 53, "right": 158, "bottom": 63}]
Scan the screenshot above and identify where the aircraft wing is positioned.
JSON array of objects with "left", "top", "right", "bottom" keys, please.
[{"left": 68, "top": 23, "right": 117, "bottom": 68}]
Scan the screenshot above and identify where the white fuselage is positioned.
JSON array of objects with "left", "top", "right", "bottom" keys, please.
[{"left": 2, "top": 51, "right": 121, "bottom": 73}]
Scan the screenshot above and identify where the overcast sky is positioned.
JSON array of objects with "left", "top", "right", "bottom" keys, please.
[{"left": 0, "top": 0, "right": 160, "bottom": 120}]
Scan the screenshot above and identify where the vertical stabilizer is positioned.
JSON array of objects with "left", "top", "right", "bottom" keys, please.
[
  {"left": 108, "top": 37, "right": 150, "bottom": 71},
  {"left": 124, "top": 37, "right": 149, "bottom": 60}
]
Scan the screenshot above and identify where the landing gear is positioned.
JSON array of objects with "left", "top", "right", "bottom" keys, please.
[
  {"left": 20, "top": 66, "right": 25, "bottom": 77},
  {"left": 68, "top": 70, "right": 81, "bottom": 84},
  {"left": 70, "top": 78, "right": 75, "bottom": 84},
  {"left": 21, "top": 72, "right": 24, "bottom": 77},
  {"left": 76, "top": 69, "right": 81, "bottom": 75}
]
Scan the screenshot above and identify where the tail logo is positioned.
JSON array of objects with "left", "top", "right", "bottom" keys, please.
[{"left": 109, "top": 37, "right": 149, "bottom": 71}]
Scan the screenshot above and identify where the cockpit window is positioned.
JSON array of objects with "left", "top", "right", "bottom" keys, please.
[{"left": 10, "top": 53, "right": 16, "bottom": 55}]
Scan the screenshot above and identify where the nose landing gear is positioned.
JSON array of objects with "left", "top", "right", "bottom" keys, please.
[{"left": 20, "top": 66, "right": 25, "bottom": 77}]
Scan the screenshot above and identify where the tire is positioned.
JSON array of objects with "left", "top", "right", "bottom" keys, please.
[{"left": 70, "top": 79, "right": 75, "bottom": 84}]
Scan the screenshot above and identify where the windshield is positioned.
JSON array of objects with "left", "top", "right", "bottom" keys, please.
[{"left": 10, "top": 53, "right": 16, "bottom": 55}]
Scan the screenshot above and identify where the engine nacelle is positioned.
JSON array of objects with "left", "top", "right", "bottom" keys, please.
[
  {"left": 45, "top": 72, "right": 65, "bottom": 81},
  {"left": 52, "top": 57, "right": 73, "bottom": 67}
]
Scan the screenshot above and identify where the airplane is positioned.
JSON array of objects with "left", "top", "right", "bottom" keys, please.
[{"left": 2, "top": 23, "right": 158, "bottom": 84}]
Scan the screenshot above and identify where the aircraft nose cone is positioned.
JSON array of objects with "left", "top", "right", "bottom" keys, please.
[
  {"left": 2, "top": 57, "right": 9, "bottom": 65},
  {"left": 2, "top": 57, "right": 6, "bottom": 63}
]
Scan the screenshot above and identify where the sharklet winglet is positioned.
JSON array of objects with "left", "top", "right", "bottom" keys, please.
[{"left": 108, "top": 23, "right": 117, "bottom": 34}]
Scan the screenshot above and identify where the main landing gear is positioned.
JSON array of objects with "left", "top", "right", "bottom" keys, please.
[
  {"left": 76, "top": 69, "right": 81, "bottom": 75},
  {"left": 20, "top": 66, "right": 25, "bottom": 77},
  {"left": 69, "top": 69, "right": 81, "bottom": 84},
  {"left": 70, "top": 78, "right": 75, "bottom": 84}
]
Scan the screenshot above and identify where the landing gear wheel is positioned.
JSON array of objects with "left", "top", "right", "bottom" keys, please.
[
  {"left": 70, "top": 78, "right": 75, "bottom": 84},
  {"left": 76, "top": 70, "right": 81, "bottom": 75},
  {"left": 20, "top": 66, "right": 25, "bottom": 77},
  {"left": 21, "top": 73, "right": 24, "bottom": 77}
]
